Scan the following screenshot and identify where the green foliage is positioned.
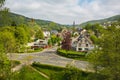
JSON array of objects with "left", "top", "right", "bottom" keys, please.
[
  {"left": 0, "top": 0, "right": 10, "bottom": 27},
  {"left": 0, "top": 47, "right": 11, "bottom": 80},
  {"left": 11, "top": 66, "right": 48, "bottom": 80},
  {"left": 0, "top": 12, "right": 66, "bottom": 30},
  {"left": 32, "top": 62, "right": 92, "bottom": 80},
  {"left": 57, "top": 49, "right": 86, "bottom": 60},
  {"left": 0, "top": 30, "right": 16, "bottom": 53},
  {"left": 15, "top": 26, "right": 28, "bottom": 44},
  {"left": 0, "top": 1, "right": 13, "bottom": 79},
  {"left": 90, "top": 35, "right": 99, "bottom": 44},
  {"left": 80, "top": 15, "right": 120, "bottom": 27},
  {"left": 48, "top": 22, "right": 62, "bottom": 31},
  {"left": 48, "top": 35, "right": 61, "bottom": 46},
  {"left": 62, "top": 65, "right": 89, "bottom": 80},
  {"left": 0, "top": 0, "right": 5, "bottom": 5},
  {"left": 11, "top": 60, "right": 20, "bottom": 68},
  {"left": 0, "top": 25, "right": 32, "bottom": 53},
  {"left": 32, "top": 62, "right": 65, "bottom": 80},
  {"left": 35, "top": 28, "right": 44, "bottom": 39},
  {"left": 27, "top": 48, "right": 43, "bottom": 53},
  {"left": 32, "top": 62, "right": 65, "bottom": 72},
  {"left": 88, "top": 25, "right": 120, "bottom": 80},
  {"left": 84, "top": 23, "right": 104, "bottom": 45},
  {"left": 85, "top": 23, "right": 103, "bottom": 34}
]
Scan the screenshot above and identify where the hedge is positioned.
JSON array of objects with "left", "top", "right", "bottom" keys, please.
[
  {"left": 57, "top": 49, "right": 86, "bottom": 58},
  {"left": 32, "top": 62, "right": 67, "bottom": 71}
]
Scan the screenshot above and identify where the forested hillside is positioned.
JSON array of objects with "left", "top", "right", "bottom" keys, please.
[
  {"left": 80, "top": 15, "right": 120, "bottom": 27},
  {"left": 0, "top": 12, "right": 71, "bottom": 30}
]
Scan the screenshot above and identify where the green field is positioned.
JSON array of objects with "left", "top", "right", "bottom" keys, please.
[
  {"left": 32, "top": 62, "right": 92, "bottom": 80},
  {"left": 11, "top": 66, "right": 48, "bottom": 80}
]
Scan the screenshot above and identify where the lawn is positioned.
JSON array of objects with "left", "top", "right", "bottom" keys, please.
[
  {"left": 32, "top": 62, "right": 66, "bottom": 80},
  {"left": 11, "top": 66, "right": 48, "bottom": 80},
  {"left": 32, "top": 62, "right": 92, "bottom": 80},
  {"left": 32, "top": 62, "right": 65, "bottom": 76}
]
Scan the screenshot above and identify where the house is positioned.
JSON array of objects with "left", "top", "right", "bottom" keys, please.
[
  {"left": 31, "top": 39, "right": 48, "bottom": 49},
  {"left": 73, "top": 32, "right": 79, "bottom": 37},
  {"left": 72, "top": 30, "right": 94, "bottom": 52},
  {"left": 43, "top": 31, "right": 50, "bottom": 39},
  {"left": 51, "top": 30, "right": 58, "bottom": 35}
]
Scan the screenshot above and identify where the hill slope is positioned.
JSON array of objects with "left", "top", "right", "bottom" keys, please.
[
  {"left": 0, "top": 12, "right": 70, "bottom": 30},
  {"left": 9, "top": 12, "right": 57, "bottom": 26},
  {"left": 80, "top": 15, "right": 120, "bottom": 27}
]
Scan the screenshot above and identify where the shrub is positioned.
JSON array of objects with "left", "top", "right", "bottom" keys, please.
[
  {"left": 11, "top": 60, "right": 20, "bottom": 68},
  {"left": 32, "top": 62, "right": 66, "bottom": 71},
  {"left": 27, "top": 48, "right": 43, "bottom": 53},
  {"left": 57, "top": 49, "right": 86, "bottom": 59}
]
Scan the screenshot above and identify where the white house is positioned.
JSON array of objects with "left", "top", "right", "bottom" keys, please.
[
  {"left": 43, "top": 31, "right": 50, "bottom": 39},
  {"left": 31, "top": 39, "right": 48, "bottom": 49},
  {"left": 72, "top": 30, "right": 94, "bottom": 52}
]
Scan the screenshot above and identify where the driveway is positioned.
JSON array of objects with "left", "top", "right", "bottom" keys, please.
[{"left": 8, "top": 47, "right": 93, "bottom": 72}]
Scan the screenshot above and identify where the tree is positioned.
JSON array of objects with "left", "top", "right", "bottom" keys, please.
[
  {"left": 0, "top": 31, "right": 16, "bottom": 53},
  {"left": 0, "top": 0, "right": 5, "bottom": 12},
  {"left": 0, "top": 45, "right": 11, "bottom": 80},
  {"left": 62, "top": 66, "right": 80, "bottom": 80},
  {"left": 13, "top": 26, "right": 30, "bottom": 52},
  {"left": 61, "top": 31, "right": 72, "bottom": 50},
  {"left": 85, "top": 23, "right": 104, "bottom": 38},
  {"left": 0, "top": 1, "right": 12, "bottom": 80},
  {"left": 88, "top": 26, "right": 120, "bottom": 80},
  {"left": 0, "top": 0, "right": 10, "bottom": 26},
  {"left": 90, "top": 35, "right": 99, "bottom": 44},
  {"left": 48, "top": 34, "right": 61, "bottom": 46},
  {"left": 35, "top": 29, "right": 44, "bottom": 39},
  {"left": 14, "top": 27, "right": 28, "bottom": 45}
]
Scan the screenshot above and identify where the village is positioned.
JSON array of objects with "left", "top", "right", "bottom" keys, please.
[
  {"left": 29, "top": 27, "right": 94, "bottom": 53},
  {"left": 0, "top": 0, "right": 120, "bottom": 80}
]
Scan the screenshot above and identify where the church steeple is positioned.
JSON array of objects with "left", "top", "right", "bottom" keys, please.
[
  {"left": 72, "top": 21, "right": 76, "bottom": 32},
  {"left": 73, "top": 21, "right": 75, "bottom": 27}
]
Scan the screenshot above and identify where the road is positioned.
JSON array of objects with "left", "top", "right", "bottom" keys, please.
[{"left": 8, "top": 47, "right": 93, "bottom": 72}]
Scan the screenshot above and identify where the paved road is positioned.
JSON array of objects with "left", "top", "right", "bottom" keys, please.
[{"left": 8, "top": 47, "right": 93, "bottom": 72}]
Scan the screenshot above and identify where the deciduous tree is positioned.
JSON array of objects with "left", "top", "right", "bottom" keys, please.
[
  {"left": 35, "top": 29, "right": 44, "bottom": 39},
  {"left": 0, "top": 0, "right": 10, "bottom": 26},
  {"left": 0, "top": 31, "right": 16, "bottom": 53},
  {"left": 61, "top": 31, "right": 72, "bottom": 50},
  {"left": 88, "top": 25, "right": 120, "bottom": 80}
]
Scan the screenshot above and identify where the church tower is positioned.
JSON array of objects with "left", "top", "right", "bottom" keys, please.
[
  {"left": 73, "top": 21, "right": 75, "bottom": 27},
  {"left": 72, "top": 21, "right": 76, "bottom": 32}
]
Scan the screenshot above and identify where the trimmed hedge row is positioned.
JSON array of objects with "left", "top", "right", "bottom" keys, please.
[
  {"left": 57, "top": 49, "right": 86, "bottom": 58},
  {"left": 32, "top": 62, "right": 67, "bottom": 71},
  {"left": 27, "top": 48, "right": 43, "bottom": 53}
]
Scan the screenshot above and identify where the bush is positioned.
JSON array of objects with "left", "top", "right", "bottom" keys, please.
[
  {"left": 32, "top": 62, "right": 66, "bottom": 71},
  {"left": 11, "top": 60, "right": 20, "bottom": 68},
  {"left": 27, "top": 48, "right": 43, "bottom": 53},
  {"left": 32, "top": 62, "right": 92, "bottom": 80},
  {"left": 11, "top": 66, "right": 48, "bottom": 80},
  {"left": 32, "top": 62, "right": 108, "bottom": 80},
  {"left": 57, "top": 49, "right": 86, "bottom": 59}
]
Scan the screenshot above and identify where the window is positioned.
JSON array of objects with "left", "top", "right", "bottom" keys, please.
[
  {"left": 79, "top": 48, "right": 82, "bottom": 50},
  {"left": 86, "top": 44, "right": 88, "bottom": 47},
  {"left": 85, "top": 48, "right": 89, "bottom": 51},
  {"left": 79, "top": 43, "right": 81, "bottom": 46}
]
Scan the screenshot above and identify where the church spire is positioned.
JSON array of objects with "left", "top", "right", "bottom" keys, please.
[{"left": 73, "top": 21, "right": 75, "bottom": 27}]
